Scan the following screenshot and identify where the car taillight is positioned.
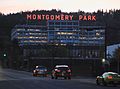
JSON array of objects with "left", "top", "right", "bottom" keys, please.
[
  {"left": 107, "top": 76, "right": 113, "bottom": 79},
  {"left": 55, "top": 69, "right": 60, "bottom": 72},
  {"left": 67, "top": 70, "right": 71, "bottom": 72},
  {"left": 33, "top": 70, "right": 36, "bottom": 73},
  {"left": 57, "top": 70, "right": 61, "bottom": 72}
]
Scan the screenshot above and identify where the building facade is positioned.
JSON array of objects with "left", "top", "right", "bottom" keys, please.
[{"left": 11, "top": 20, "right": 105, "bottom": 60}]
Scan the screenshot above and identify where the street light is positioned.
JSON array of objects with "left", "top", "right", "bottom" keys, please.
[
  {"left": 102, "top": 58, "right": 110, "bottom": 72},
  {"left": 102, "top": 58, "right": 106, "bottom": 72},
  {"left": 2, "top": 53, "right": 7, "bottom": 68},
  {"left": 3, "top": 53, "right": 7, "bottom": 57},
  {"left": 102, "top": 58, "right": 105, "bottom": 63}
]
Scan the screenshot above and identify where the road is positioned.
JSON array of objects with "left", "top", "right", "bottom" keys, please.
[{"left": 0, "top": 68, "right": 120, "bottom": 89}]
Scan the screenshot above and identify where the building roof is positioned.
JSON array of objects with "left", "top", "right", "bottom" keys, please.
[{"left": 55, "top": 65, "right": 69, "bottom": 68}]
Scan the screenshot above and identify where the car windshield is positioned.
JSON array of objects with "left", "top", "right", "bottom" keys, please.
[
  {"left": 103, "top": 72, "right": 119, "bottom": 77},
  {"left": 108, "top": 73, "right": 118, "bottom": 77},
  {"left": 57, "top": 67, "right": 69, "bottom": 70}
]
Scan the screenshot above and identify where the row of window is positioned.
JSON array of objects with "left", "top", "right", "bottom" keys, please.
[
  {"left": 19, "top": 40, "right": 104, "bottom": 44},
  {"left": 17, "top": 36, "right": 47, "bottom": 39},
  {"left": 20, "top": 40, "right": 47, "bottom": 43},
  {"left": 49, "top": 40, "right": 104, "bottom": 43},
  {"left": 49, "top": 36, "right": 104, "bottom": 40},
  {"left": 12, "top": 29, "right": 104, "bottom": 36}
]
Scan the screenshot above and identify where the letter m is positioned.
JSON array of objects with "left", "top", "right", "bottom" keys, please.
[{"left": 27, "top": 14, "right": 31, "bottom": 20}]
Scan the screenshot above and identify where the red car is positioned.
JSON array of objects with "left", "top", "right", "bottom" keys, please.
[{"left": 51, "top": 65, "right": 71, "bottom": 79}]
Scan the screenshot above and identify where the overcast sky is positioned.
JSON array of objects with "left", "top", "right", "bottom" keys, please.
[{"left": 0, "top": 0, "right": 120, "bottom": 14}]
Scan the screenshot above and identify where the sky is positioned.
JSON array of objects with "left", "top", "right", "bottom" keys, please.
[{"left": 0, "top": 0, "right": 120, "bottom": 14}]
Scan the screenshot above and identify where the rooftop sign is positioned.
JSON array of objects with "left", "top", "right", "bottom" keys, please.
[{"left": 27, "top": 14, "right": 96, "bottom": 21}]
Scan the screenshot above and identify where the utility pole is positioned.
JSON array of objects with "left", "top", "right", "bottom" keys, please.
[
  {"left": 117, "top": 48, "right": 120, "bottom": 74},
  {"left": 118, "top": 59, "right": 120, "bottom": 74},
  {"left": 2, "top": 52, "right": 8, "bottom": 68}
]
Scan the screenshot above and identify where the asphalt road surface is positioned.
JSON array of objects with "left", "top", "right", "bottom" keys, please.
[{"left": 0, "top": 68, "right": 120, "bottom": 89}]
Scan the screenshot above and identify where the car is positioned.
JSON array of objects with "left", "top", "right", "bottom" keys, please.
[
  {"left": 51, "top": 65, "right": 71, "bottom": 79},
  {"left": 33, "top": 66, "right": 48, "bottom": 77},
  {"left": 96, "top": 72, "right": 120, "bottom": 86}
]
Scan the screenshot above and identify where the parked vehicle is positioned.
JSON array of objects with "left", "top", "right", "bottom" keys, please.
[
  {"left": 96, "top": 72, "right": 120, "bottom": 86},
  {"left": 51, "top": 65, "right": 71, "bottom": 79},
  {"left": 33, "top": 66, "right": 48, "bottom": 77}
]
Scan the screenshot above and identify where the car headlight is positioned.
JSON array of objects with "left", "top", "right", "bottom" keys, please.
[
  {"left": 97, "top": 76, "right": 99, "bottom": 78},
  {"left": 118, "top": 75, "right": 120, "bottom": 77}
]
